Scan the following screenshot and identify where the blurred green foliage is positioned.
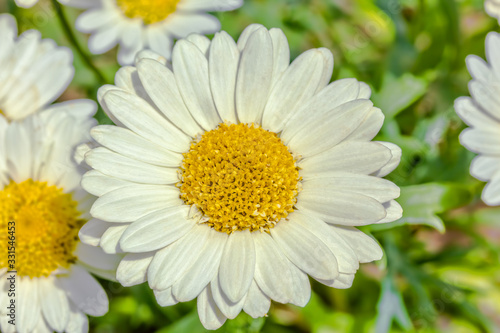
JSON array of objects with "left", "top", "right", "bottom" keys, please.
[{"left": 5, "top": 0, "right": 500, "bottom": 332}]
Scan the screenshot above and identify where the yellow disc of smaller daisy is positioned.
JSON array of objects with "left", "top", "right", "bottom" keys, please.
[
  {"left": 0, "top": 179, "right": 85, "bottom": 277},
  {"left": 179, "top": 123, "right": 301, "bottom": 234},
  {"left": 116, "top": 0, "right": 181, "bottom": 25}
]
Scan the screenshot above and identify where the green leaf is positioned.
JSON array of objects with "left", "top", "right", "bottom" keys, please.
[
  {"left": 371, "top": 183, "right": 471, "bottom": 233},
  {"left": 372, "top": 73, "right": 428, "bottom": 118},
  {"left": 375, "top": 276, "right": 413, "bottom": 333}
]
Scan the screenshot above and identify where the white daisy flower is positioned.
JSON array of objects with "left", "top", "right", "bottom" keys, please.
[
  {"left": 0, "top": 101, "right": 120, "bottom": 332},
  {"left": 80, "top": 24, "right": 403, "bottom": 330},
  {"left": 0, "top": 14, "right": 74, "bottom": 122},
  {"left": 456, "top": 32, "right": 500, "bottom": 206},
  {"left": 70, "top": 0, "right": 243, "bottom": 65}
]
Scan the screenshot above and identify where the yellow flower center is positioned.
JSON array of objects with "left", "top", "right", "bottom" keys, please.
[
  {"left": 116, "top": 0, "right": 181, "bottom": 25},
  {"left": 179, "top": 123, "right": 301, "bottom": 234},
  {"left": 0, "top": 180, "right": 84, "bottom": 278}
]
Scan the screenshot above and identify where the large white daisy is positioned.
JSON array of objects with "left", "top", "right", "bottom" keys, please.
[
  {"left": 0, "top": 14, "right": 74, "bottom": 122},
  {"left": 80, "top": 24, "right": 402, "bottom": 329},
  {"left": 0, "top": 102, "right": 120, "bottom": 332},
  {"left": 456, "top": 32, "right": 500, "bottom": 206},
  {"left": 70, "top": 0, "right": 243, "bottom": 65}
]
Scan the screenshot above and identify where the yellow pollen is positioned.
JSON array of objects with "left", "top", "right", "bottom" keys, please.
[
  {"left": 0, "top": 180, "right": 84, "bottom": 278},
  {"left": 179, "top": 123, "right": 301, "bottom": 234},
  {"left": 116, "top": 0, "right": 181, "bottom": 25}
]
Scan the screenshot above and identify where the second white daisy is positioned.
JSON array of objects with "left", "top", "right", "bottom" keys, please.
[
  {"left": 71, "top": 0, "right": 243, "bottom": 65},
  {"left": 80, "top": 24, "right": 402, "bottom": 330},
  {"left": 0, "top": 14, "right": 73, "bottom": 122},
  {"left": 456, "top": 32, "right": 500, "bottom": 205}
]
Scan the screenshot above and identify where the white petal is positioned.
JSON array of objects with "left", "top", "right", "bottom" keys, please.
[
  {"left": 287, "top": 263, "right": 311, "bottom": 307},
  {"left": 316, "top": 272, "right": 355, "bottom": 289},
  {"left": 374, "top": 200, "right": 402, "bottom": 224},
  {"left": 117, "top": 252, "right": 154, "bottom": 287},
  {"left": 186, "top": 34, "right": 211, "bottom": 56},
  {"left": 79, "top": 219, "right": 108, "bottom": 247},
  {"left": 85, "top": 147, "right": 179, "bottom": 185},
  {"left": 18, "top": 277, "right": 41, "bottom": 333},
  {"left": 81, "top": 170, "right": 134, "bottom": 197},
  {"left": 135, "top": 49, "right": 168, "bottom": 66},
  {"left": 301, "top": 173, "right": 400, "bottom": 203},
  {"left": 269, "top": 28, "right": 290, "bottom": 87},
  {"left": 177, "top": 0, "right": 243, "bottom": 11},
  {"left": 39, "top": 278, "right": 70, "bottom": 332},
  {"left": 455, "top": 96, "right": 499, "bottom": 129},
  {"left": 468, "top": 80, "right": 500, "bottom": 122},
  {"left": 286, "top": 100, "right": 374, "bottom": 157},
  {"left": 460, "top": 128, "right": 500, "bottom": 154},
  {"left": 298, "top": 141, "right": 392, "bottom": 178},
  {"left": 147, "top": 224, "right": 211, "bottom": 290},
  {"left": 75, "top": 9, "right": 116, "bottom": 33},
  {"left": 236, "top": 24, "right": 264, "bottom": 50},
  {"left": 296, "top": 190, "right": 387, "bottom": 225},
  {"left": 161, "top": 13, "right": 220, "bottom": 39},
  {"left": 172, "top": 232, "right": 228, "bottom": 302},
  {"left": 262, "top": 48, "right": 328, "bottom": 132},
  {"left": 209, "top": 31, "right": 239, "bottom": 123},
  {"left": 466, "top": 54, "right": 493, "bottom": 81},
  {"left": 60, "top": 266, "right": 108, "bottom": 316},
  {"left": 330, "top": 226, "right": 383, "bottom": 263},
  {"left": 137, "top": 58, "right": 203, "bottom": 137},
  {"left": 343, "top": 107, "right": 385, "bottom": 142},
  {"left": 146, "top": 26, "right": 173, "bottom": 60},
  {"left": 292, "top": 211, "right": 358, "bottom": 273},
  {"left": 210, "top": 277, "right": 246, "bottom": 319},
  {"left": 100, "top": 224, "right": 128, "bottom": 254},
  {"left": 76, "top": 243, "right": 121, "bottom": 272},
  {"left": 91, "top": 185, "right": 182, "bottom": 223},
  {"left": 358, "top": 82, "right": 371, "bottom": 98},
  {"left": 172, "top": 39, "right": 221, "bottom": 130},
  {"left": 102, "top": 89, "right": 191, "bottom": 152},
  {"left": 120, "top": 206, "right": 195, "bottom": 252},
  {"left": 271, "top": 215, "right": 339, "bottom": 281},
  {"left": 373, "top": 142, "right": 402, "bottom": 177},
  {"left": 243, "top": 281, "right": 271, "bottom": 318},
  {"left": 91, "top": 125, "right": 183, "bottom": 167},
  {"left": 153, "top": 287, "right": 178, "bottom": 307},
  {"left": 219, "top": 230, "right": 256, "bottom": 303},
  {"left": 252, "top": 231, "right": 294, "bottom": 304},
  {"left": 88, "top": 25, "right": 120, "bottom": 54},
  {"left": 197, "top": 286, "right": 227, "bottom": 330},
  {"left": 470, "top": 155, "right": 500, "bottom": 181},
  {"left": 235, "top": 27, "right": 274, "bottom": 124},
  {"left": 65, "top": 302, "right": 89, "bottom": 333},
  {"left": 281, "top": 78, "right": 361, "bottom": 143},
  {"left": 482, "top": 173, "right": 500, "bottom": 205}
]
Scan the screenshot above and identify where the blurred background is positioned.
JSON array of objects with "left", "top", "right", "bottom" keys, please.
[{"left": 2, "top": 0, "right": 500, "bottom": 332}]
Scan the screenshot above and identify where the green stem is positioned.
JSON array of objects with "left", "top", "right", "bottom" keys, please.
[{"left": 51, "top": 0, "right": 109, "bottom": 84}]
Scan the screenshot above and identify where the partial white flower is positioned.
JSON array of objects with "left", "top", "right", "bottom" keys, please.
[
  {"left": 0, "top": 95, "right": 119, "bottom": 333},
  {"left": 80, "top": 24, "right": 402, "bottom": 330},
  {"left": 0, "top": 14, "right": 74, "bottom": 121},
  {"left": 456, "top": 32, "right": 500, "bottom": 206},
  {"left": 69, "top": 0, "right": 243, "bottom": 65},
  {"left": 485, "top": 0, "right": 500, "bottom": 22}
]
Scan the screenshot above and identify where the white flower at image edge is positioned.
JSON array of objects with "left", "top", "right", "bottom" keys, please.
[
  {"left": 485, "top": 0, "right": 500, "bottom": 23},
  {"left": 456, "top": 32, "right": 500, "bottom": 206},
  {"left": 79, "top": 24, "right": 403, "bottom": 330},
  {"left": 68, "top": 0, "right": 243, "bottom": 65},
  {"left": 0, "top": 14, "right": 73, "bottom": 121},
  {"left": 0, "top": 105, "right": 120, "bottom": 333}
]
